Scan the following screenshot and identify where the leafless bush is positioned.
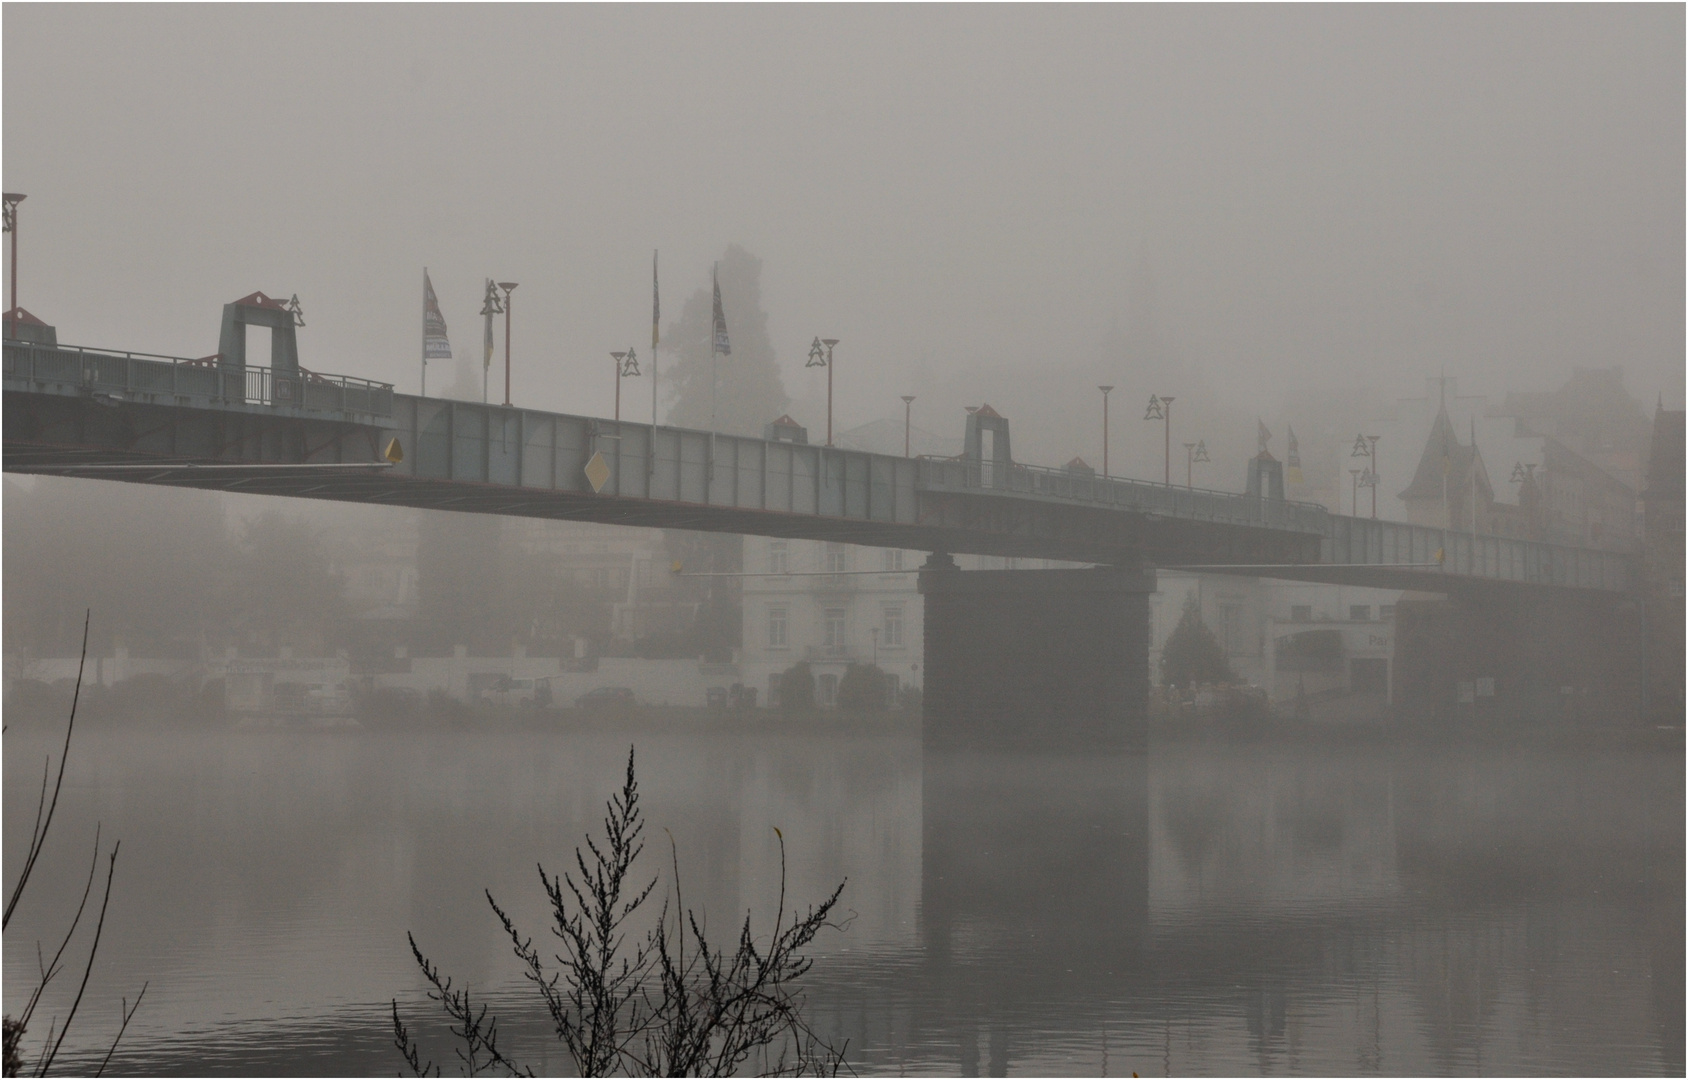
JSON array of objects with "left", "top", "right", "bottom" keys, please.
[{"left": 395, "top": 747, "right": 849, "bottom": 1077}]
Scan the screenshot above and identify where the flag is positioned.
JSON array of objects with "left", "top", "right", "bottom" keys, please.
[
  {"left": 1286, "top": 425, "right": 1303, "bottom": 484},
  {"left": 652, "top": 250, "right": 661, "bottom": 351},
  {"left": 711, "top": 263, "right": 731, "bottom": 356},
  {"left": 423, "top": 271, "right": 452, "bottom": 360},
  {"left": 1257, "top": 420, "right": 1271, "bottom": 456}
]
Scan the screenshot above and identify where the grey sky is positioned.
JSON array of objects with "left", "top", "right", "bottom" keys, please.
[{"left": 4, "top": 5, "right": 1681, "bottom": 449}]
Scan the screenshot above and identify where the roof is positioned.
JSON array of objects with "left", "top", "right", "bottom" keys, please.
[
  {"left": 3, "top": 307, "right": 49, "bottom": 327},
  {"left": 1399, "top": 405, "right": 1492, "bottom": 503},
  {"left": 1644, "top": 406, "right": 1684, "bottom": 504},
  {"left": 767, "top": 414, "right": 803, "bottom": 429}
]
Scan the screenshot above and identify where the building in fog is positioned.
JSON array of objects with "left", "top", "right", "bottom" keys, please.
[
  {"left": 1357, "top": 372, "right": 1646, "bottom": 551},
  {"left": 739, "top": 538, "right": 924, "bottom": 708},
  {"left": 1641, "top": 403, "right": 1684, "bottom": 721},
  {"left": 1149, "top": 573, "right": 1403, "bottom": 706}
]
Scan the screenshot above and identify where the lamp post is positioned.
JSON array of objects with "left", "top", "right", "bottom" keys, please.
[
  {"left": 611, "top": 352, "right": 627, "bottom": 421},
  {"left": 807, "top": 337, "right": 839, "bottom": 446},
  {"left": 621, "top": 347, "right": 640, "bottom": 422},
  {"left": 480, "top": 279, "right": 503, "bottom": 404},
  {"left": 1184, "top": 438, "right": 1210, "bottom": 489},
  {"left": 498, "top": 282, "right": 518, "bottom": 406},
  {"left": 1145, "top": 395, "right": 1176, "bottom": 485},
  {"left": 1351, "top": 434, "right": 1380, "bottom": 517},
  {"left": 901, "top": 395, "right": 915, "bottom": 457},
  {"left": 1099, "top": 386, "right": 1114, "bottom": 478},
  {"left": 1350, "top": 468, "right": 1362, "bottom": 516},
  {"left": 3, "top": 192, "right": 23, "bottom": 321}
]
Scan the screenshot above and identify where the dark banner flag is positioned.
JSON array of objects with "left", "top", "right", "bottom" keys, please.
[
  {"left": 711, "top": 264, "right": 731, "bottom": 356},
  {"left": 424, "top": 272, "right": 452, "bottom": 360},
  {"left": 1286, "top": 425, "right": 1303, "bottom": 483}
]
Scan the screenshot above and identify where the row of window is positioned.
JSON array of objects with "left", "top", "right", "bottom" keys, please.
[
  {"left": 1288, "top": 604, "right": 1395, "bottom": 623},
  {"left": 766, "top": 541, "right": 907, "bottom": 575},
  {"left": 765, "top": 605, "right": 905, "bottom": 649}
]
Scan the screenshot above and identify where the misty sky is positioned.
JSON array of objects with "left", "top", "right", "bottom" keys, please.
[{"left": 4, "top": 5, "right": 1682, "bottom": 449}]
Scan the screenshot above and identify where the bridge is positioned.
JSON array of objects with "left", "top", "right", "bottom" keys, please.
[{"left": 2, "top": 309, "right": 1645, "bottom": 742}]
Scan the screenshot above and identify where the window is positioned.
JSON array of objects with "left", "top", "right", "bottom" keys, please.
[
  {"left": 882, "top": 548, "right": 904, "bottom": 571},
  {"left": 768, "top": 540, "right": 789, "bottom": 575},
  {"left": 1290, "top": 605, "right": 1313, "bottom": 623},
  {"left": 823, "top": 608, "right": 847, "bottom": 653},
  {"left": 882, "top": 605, "right": 904, "bottom": 647},
  {"left": 767, "top": 607, "right": 787, "bottom": 648},
  {"left": 825, "top": 543, "right": 850, "bottom": 573},
  {"left": 1349, "top": 605, "right": 1371, "bottom": 622},
  {"left": 1379, "top": 604, "right": 1396, "bottom": 621},
  {"left": 817, "top": 673, "right": 839, "bottom": 708}
]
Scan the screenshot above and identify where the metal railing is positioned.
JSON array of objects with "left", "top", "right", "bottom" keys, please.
[
  {"left": 915, "top": 456, "right": 1331, "bottom": 533},
  {"left": 3, "top": 341, "right": 394, "bottom": 418}
]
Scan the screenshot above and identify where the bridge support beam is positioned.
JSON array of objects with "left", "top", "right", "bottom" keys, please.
[
  {"left": 918, "top": 556, "right": 1153, "bottom": 751},
  {"left": 1393, "top": 591, "right": 1645, "bottom": 723}
]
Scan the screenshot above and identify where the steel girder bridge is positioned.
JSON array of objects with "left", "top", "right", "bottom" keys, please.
[{"left": 2, "top": 338, "right": 1638, "bottom": 599}]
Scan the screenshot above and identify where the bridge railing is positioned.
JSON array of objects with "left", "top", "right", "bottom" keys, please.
[
  {"left": 915, "top": 456, "right": 1331, "bottom": 533},
  {"left": 1325, "top": 513, "right": 1637, "bottom": 592},
  {"left": 3, "top": 341, "right": 394, "bottom": 418}
]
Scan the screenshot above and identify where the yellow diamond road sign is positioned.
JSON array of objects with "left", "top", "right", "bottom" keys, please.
[{"left": 584, "top": 451, "right": 611, "bottom": 493}]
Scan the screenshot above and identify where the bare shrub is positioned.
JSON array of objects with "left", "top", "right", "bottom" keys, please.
[{"left": 395, "top": 747, "right": 848, "bottom": 1077}]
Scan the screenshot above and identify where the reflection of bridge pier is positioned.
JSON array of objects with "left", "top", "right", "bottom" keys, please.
[
  {"left": 920, "top": 751, "right": 1150, "bottom": 1075},
  {"left": 1394, "top": 589, "right": 1644, "bottom": 719},
  {"left": 919, "top": 558, "right": 1154, "bottom": 752}
]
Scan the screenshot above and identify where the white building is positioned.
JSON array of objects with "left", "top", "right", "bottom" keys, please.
[
  {"left": 1149, "top": 573, "right": 1403, "bottom": 706},
  {"left": 739, "top": 538, "right": 925, "bottom": 708}
]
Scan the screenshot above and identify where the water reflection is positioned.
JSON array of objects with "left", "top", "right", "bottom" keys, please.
[{"left": 2, "top": 723, "right": 1679, "bottom": 1075}]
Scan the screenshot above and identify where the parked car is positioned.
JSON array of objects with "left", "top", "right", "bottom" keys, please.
[
  {"left": 575, "top": 686, "right": 636, "bottom": 710},
  {"left": 477, "top": 676, "right": 554, "bottom": 708}
]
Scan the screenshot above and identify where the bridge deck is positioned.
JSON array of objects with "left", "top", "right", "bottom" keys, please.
[{"left": 3, "top": 339, "right": 1638, "bottom": 595}]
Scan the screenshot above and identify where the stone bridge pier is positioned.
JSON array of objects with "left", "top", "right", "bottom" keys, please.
[
  {"left": 918, "top": 555, "right": 1154, "bottom": 752},
  {"left": 1393, "top": 590, "right": 1646, "bottom": 722}
]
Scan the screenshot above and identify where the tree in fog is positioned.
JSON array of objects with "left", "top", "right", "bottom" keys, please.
[
  {"left": 2, "top": 478, "right": 231, "bottom": 657},
  {"left": 230, "top": 510, "right": 348, "bottom": 656},
  {"left": 660, "top": 244, "right": 790, "bottom": 437},
  {"left": 415, "top": 510, "right": 504, "bottom": 654},
  {"left": 1161, "top": 596, "right": 1235, "bottom": 688}
]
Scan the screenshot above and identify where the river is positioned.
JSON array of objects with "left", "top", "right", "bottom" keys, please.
[{"left": 3, "top": 721, "right": 1681, "bottom": 1076}]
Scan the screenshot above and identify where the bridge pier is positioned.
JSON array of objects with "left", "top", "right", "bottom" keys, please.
[
  {"left": 918, "top": 555, "right": 1154, "bottom": 751},
  {"left": 1393, "top": 591, "right": 1644, "bottom": 722}
]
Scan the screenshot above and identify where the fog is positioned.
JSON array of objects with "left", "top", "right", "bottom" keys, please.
[
  {"left": 4, "top": 5, "right": 1682, "bottom": 461},
  {"left": 4, "top": 7, "right": 1683, "bottom": 1076}
]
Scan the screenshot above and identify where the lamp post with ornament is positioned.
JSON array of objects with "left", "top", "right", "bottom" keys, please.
[
  {"left": 498, "top": 282, "right": 518, "bottom": 406},
  {"left": 1351, "top": 434, "right": 1380, "bottom": 517},
  {"left": 1145, "top": 394, "right": 1176, "bottom": 485},
  {"left": 1184, "top": 439, "right": 1210, "bottom": 489},
  {"left": 901, "top": 395, "right": 915, "bottom": 457},
  {"left": 3, "top": 192, "right": 23, "bottom": 324},
  {"left": 807, "top": 337, "right": 839, "bottom": 446}
]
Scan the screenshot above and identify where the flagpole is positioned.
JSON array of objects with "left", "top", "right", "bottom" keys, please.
[{"left": 421, "top": 267, "right": 428, "bottom": 397}]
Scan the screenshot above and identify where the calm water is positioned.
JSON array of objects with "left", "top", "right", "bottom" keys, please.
[{"left": 3, "top": 722, "right": 1681, "bottom": 1076}]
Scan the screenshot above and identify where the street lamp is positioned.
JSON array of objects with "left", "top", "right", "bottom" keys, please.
[
  {"left": 1350, "top": 468, "right": 1363, "bottom": 516},
  {"left": 1099, "top": 386, "right": 1114, "bottom": 478},
  {"left": 1351, "top": 434, "right": 1380, "bottom": 517},
  {"left": 1145, "top": 395, "right": 1176, "bottom": 485},
  {"left": 901, "top": 395, "right": 916, "bottom": 457},
  {"left": 611, "top": 351, "right": 627, "bottom": 421},
  {"left": 807, "top": 337, "right": 839, "bottom": 446},
  {"left": 1184, "top": 438, "right": 1210, "bottom": 489},
  {"left": 480, "top": 279, "right": 503, "bottom": 404},
  {"left": 3, "top": 192, "right": 23, "bottom": 321},
  {"left": 498, "top": 281, "right": 518, "bottom": 406}
]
